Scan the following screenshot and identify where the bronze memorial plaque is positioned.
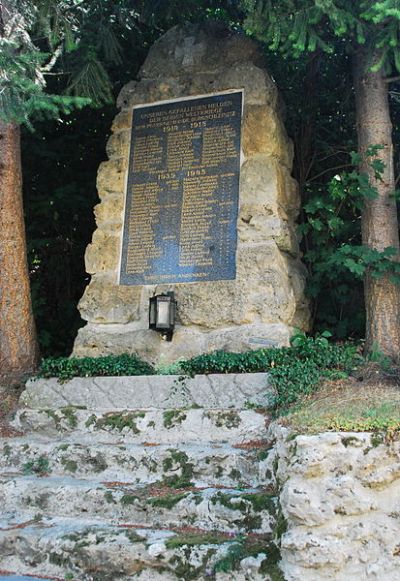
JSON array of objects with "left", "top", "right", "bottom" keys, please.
[{"left": 119, "top": 90, "right": 243, "bottom": 285}]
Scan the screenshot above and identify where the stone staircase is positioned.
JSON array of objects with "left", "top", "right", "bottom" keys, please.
[{"left": 0, "top": 374, "right": 283, "bottom": 580}]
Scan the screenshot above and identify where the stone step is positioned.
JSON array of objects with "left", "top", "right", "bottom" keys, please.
[
  {"left": 12, "top": 408, "right": 269, "bottom": 445},
  {"left": 0, "top": 516, "right": 279, "bottom": 580},
  {"left": 0, "top": 438, "right": 273, "bottom": 488},
  {"left": 22, "top": 373, "right": 272, "bottom": 410},
  {"left": 0, "top": 475, "right": 277, "bottom": 534}
]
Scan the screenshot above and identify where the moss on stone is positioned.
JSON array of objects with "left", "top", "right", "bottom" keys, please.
[
  {"left": 104, "top": 491, "right": 116, "bottom": 504},
  {"left": 162, "top": 449, "right": 194, "bottom": 488},
  {"left": 85, "top": 414, "right": 97, "bottom": 428},
  {"left": 94, "top": 411, "right": 145, "bottom": 434},
  {"left": 147, "top": 492, "right": 189, "bottom": 509},
  {"left": 257, "top": 448, "right": 271, "bottom": 461},
  {"left": 57, "top": 443, "right": 70, "bottom": 452},
  {"left": 371, "top": 432, "right": 385, "bottom": 447},
  {"left": 86, "top": 453, "right": 108, "bottom": 473},
  {"left": 61, "top": 458, "right": 78, "bottom": 472},
  {"left": 228, "top": 468, "right": 242, "bottom": 480},
  {"left": 120, "top": 494, "right": 140, "bottom": 505},
  {"left": 166, "top": 531, "right": 227, "bottom": 549},
  {"left": 44, "top": 409, "right": 63, "bottom": 430},
  {"left": 169, "top": 547, "right": 217, "bottom": 580},
  {"left": 208, "top": 410, "right": 241, "bottom": 429},
  {"left": 241, "top": 492, "right": 277, "bottom": 514},
  {"left": 2, "top": 443, "right": 11, "bottom": 456},
  {"left": 23, "top": 455, "right": 50, "bottom": 475},
  {"left": 60, "top": 406, "right": 79, "bottom": 428},
  {"left": 341, "top": 436, "right": 360, "bottom": 448},
  {"left": 124, "top": 529, "right": 142, "bottom": 543},
  {"left": 163, "top": 409, "right": 187, "bottom": 429}
]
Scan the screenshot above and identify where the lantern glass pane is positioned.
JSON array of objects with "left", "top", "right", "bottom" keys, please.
[
  {"left": 157, "top": 300, "right": 170, "bottom": 327},
  {"left": 149, "top": 300, "right": 157, "bottom": 325}
]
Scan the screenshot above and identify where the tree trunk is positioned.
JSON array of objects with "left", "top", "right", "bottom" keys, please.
[
  {"left": 0, "top": 121, "right": 39, "bottom": 385},
  {"left": 353, "top": 46, "right": 400, "bottom": 360}
]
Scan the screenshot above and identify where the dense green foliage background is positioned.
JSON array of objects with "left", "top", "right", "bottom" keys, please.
[{"left": 19, "top": 2, "right": 400, "bottom": 356}]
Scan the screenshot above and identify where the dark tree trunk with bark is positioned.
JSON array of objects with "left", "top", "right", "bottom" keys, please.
[
  {"left": 354, "top": 46, "right": 400, "bottom": 360},
  {"left": 0, "top": 122, "right": 39, "bottom": 385}
]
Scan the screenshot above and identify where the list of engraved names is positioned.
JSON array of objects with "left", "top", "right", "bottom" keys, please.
[{"left": 120, "top": 91, "right": 242, "bottom": 285}]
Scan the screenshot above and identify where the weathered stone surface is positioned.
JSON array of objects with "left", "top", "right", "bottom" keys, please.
[
  {"left": 239, "top": 157, "right": 292, "bottom": 215},
  {"left": 242, "top": 105, "right": 293, "bottom": 167},
  {"left": 93, "top": 193, "right": 124, "bottom": 226},
  {"left": 74, "top": 321, "right": 293, "bottom": 363},
  {"left": 96, "top": 158, "right": 126, "bottom": 194},
  {"left": 173, "top": 243, "right": 298, "bottom": 328},
  {"left": 269, "top": 425, "right": 400, "bottom": 581},
  {"left": 0, "top": 476, "right": 276, "bottom": 534},
  {"left": 84, "top": 230, "right": 120, "bottom": 275},
  {"left": 105, "top": 129, "right": 130, "bottom": 159},
  {"left": 140, "top": 22, "right": 264, "bottom": 80},
  {"left": 21, "top": 373, "right": 272, "bottom": 410},
  {"left": 79, "top": 276, "right": 141, "bottom": 324},
  {"left": 0, "top": 438, "right": 269, "bottom": 487},
  {"left": 6, "top": 369, "right": 400, "bottom": 580},
  {"left": 12, "top": 408, "right": 270, "bottom": 445},
  {"left": 74, "top": 22, "right": 310, "bottom": 361},
  {"left": 111, "top": 108, "right": 132, "bottom": 131},
  {"left": 0, "top": 516, "right": 274, "bottom": 581},
  {"left": 216, "top": 64, "right": 278, "bottom": 106},
  {"left": 239, "top": 213, "right": 299, "bottom": 256}
]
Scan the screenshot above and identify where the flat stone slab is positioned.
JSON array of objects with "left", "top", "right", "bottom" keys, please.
[
  {"left": 0, "top": 475, "right": 276, "bottom": 534},
  {"left": 22, "top": 373, "right": 273, "bottom": 410},
  {"left": 0, "top": 516, "right": 273, "bottom": 581},
  {"left": 0, "top": 577, "right": 49, "bottom": 581},
  {"left": 12, "top": 408, "right": 269, "bottom": 445},
  {"left": 0, "top": 438, "right": 273, "bottom": 488}
]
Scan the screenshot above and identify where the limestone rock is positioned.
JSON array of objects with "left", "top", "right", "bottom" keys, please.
[
  {"left": 140, "top": 22, "right": 264, "bottom": 80},
  {"left": 271, "top": 426, "right": 400, "bottom": 581},
  {"left": 242, "top": 105, "right": 293, "bottom": 167},
  {"left": 94, "top": 193, "right": 124, "bottom": 226},
  {"left": 79, "top": 276, "right": 141, "bottom": 324},
  {"left": 84, "top": 230, "right": 120, "bottom": 275},
  {"left": 74, "top": 22, "right": 310, "bottom": 361}
]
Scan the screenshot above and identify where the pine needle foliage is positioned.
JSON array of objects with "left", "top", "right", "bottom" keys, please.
[
  {"left": 243, "top": 0, "right": 400, "bottom": 74},
  {"left": 0, "top": 1, "right": 89, "bottom": 125}
]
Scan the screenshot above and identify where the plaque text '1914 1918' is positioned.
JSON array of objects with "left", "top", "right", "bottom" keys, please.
[{"left": 119, "top": 90, "right": 243, "bottom": 286}]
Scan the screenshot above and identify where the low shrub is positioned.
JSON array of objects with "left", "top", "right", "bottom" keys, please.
[
  {"left": 180, "top": 332, "right": 360, "bottom": 410},
  {"left": 37, "top": 353, "right": 154, "bottom": 382}
]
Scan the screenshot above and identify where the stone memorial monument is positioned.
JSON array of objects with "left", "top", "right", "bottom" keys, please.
[{"left": 73, "top": 22, "right": 310, "bottom": 363}]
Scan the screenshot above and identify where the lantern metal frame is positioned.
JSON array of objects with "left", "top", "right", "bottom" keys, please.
[{"left": 149, "top": 291, "right": 176, "bottom": 341}]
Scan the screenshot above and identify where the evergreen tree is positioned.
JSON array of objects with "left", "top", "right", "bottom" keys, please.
[
  {"left": 244, "top": 0, "right": 400, "bottom": 359},
  {"left": 0, "top": 0, "right": 89, "bottom": 386}
]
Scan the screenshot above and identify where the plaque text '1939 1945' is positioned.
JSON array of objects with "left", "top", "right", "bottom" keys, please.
[{"left": 119, "top": 90, "right": 243, "bottom": 285}]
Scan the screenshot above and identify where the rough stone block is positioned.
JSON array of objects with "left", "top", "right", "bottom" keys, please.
[
  {"left": 73, "top": 320, "right": 293, "bottom": 363},
  {"left": 111, "top": 108, "right": 132, "bottom": 131},
  {"left": 96, "top": 159, "right": 126, "bottom": 194},
  {"left": 140, "top": 22, "right": 264, "bottom": 80},
  {"left": 105, "top": 130, "right": 131, "bottom": 159},
  {"left": 79, "top": 277, "right": 141, "bottom": 324},
  {"left": 242, "top": 105, "right": 292, "bottom": 166},
  {"left": 94, "top": 193, "right": 124, "bottom": 226},
  {"left": 85, "top": 230, "right": 120, "bottom": 275}
]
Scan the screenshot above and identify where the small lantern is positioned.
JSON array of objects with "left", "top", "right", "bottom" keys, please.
[{"left": 149, "top": 292, "right": 176, "bottom": 341}]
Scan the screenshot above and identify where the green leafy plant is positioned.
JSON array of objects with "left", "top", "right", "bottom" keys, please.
[
  {"left": 180, "top": 332, "right": 360, "bottom": 411},
  {"left": 37, "top": 353, "right": 154, "bottom": 382},
  {"left": 299, "top": 148, "right": 400, "bottom": 338},
  {"left": 23, "top": 455, "right": 50, "bottom": 475}
]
